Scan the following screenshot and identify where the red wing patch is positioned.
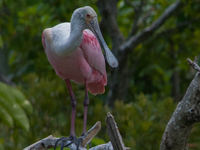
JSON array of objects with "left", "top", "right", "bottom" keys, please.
[{"left": 82, "top": 30, "right": 99, "bottom": 47}]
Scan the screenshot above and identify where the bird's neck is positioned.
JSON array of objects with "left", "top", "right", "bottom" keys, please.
[
  {"left": 67, "top": 26, "right": 84, "bottom": 53},
  {"left": 65, "top": 16, "right": 87, "bottom": 54},
  {"left": 54, "top": 23, "right": 84, "bottom": 57}
]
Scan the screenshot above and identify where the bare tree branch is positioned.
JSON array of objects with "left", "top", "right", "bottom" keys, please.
[
  {"left": 24, "top": 113, "right": 129, "bottom": 150},
  {"left": 150, "top": 17, "right": 200, "bottom": 42},
  {"left": 125, "top": 0, "right": 145, "bottom": 37},
  {"left": 160, "top": 59, "right": 200, "bottom": 150},
  {"left": 23, "top": 135, "right": 60, "bottom": 150},
  {"left": 124, "top": 0, "right": 138, "bottom": 11},
  {"left": 24, "top": 122, "right": 102, "bottom": 150},
  {"left": 187, "top": 58, "right": 200, "bottom": 72},
  {"left": 23, "top": 134, "right": 114, "bottom": 150},
  {"left": 120, "top": 0, "right": 183, "bottom": 54}
]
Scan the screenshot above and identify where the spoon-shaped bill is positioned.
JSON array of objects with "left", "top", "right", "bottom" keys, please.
[{"left": 88, "top": 17, "right": 119, "bottom": 69}]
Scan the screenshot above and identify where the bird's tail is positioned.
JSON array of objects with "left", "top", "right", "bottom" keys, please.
[{"left": 88, "top": 71, "right": 107, "bottom": 95}]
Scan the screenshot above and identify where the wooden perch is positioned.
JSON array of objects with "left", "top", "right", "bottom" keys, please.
[
  {"left": 23, "top": 135, "right": 61, "bottom": 150},
  {"left": 24, "top": 121, "right": 101, "bottom": 150},
  {"left": 160, "top": 58, "right": 200, "bottom": 150},
  {"left": 106, "top": 112, "right": 130, "bottom": 150},
  {"left": 24, "top": 113, "right": 128, "bottom": 150}
]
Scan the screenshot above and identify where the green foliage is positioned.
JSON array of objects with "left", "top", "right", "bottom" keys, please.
[
  {"left": 0, "top": 82, "right": 32, "bottom": 131},
  {"left": 112, "top": 94, "right": 176, "bottom": 149},
  {"left": 189, "top": 123, "right": 200, "bottom": 150}
]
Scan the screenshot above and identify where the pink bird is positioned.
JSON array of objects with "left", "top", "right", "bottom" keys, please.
[{"left": 42, "top": 6, "right": 118, "bottom": 149}]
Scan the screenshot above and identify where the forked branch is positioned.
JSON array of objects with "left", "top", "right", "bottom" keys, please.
[
  {"left": 120, "top": 0, "right": 183, "bottom": 53},
  {"left": 24, "top": 113, "right": 128, "bottom": 150},
  {"left": 23, "top": 122, "right": 102, "bottom": 150}
]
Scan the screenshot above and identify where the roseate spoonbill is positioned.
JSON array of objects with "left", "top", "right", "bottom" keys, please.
[{"left": 42, "top": 6, "right": 118, "bottom": 149}]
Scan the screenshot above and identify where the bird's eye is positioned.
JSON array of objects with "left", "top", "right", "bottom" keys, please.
[{"left": 86, "top": 14, "right": 90, "bottom": 18}]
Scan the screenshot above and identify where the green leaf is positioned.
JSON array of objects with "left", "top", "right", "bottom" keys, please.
[
  {"left": 0, "top": 82, "right": 31, "bottom": 131},
  {"left": 0, "top": 140, "right": 4, "bottom": 150},
  {"left": 0, "top": 103, "right": 13, "bottom": 127},
  {"left": 11, "top": 87, "right": 33, "bottom": 114}
]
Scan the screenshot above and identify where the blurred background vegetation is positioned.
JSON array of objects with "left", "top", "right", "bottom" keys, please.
[{"left": 0, "top": 0, "right": 200, "bottom": 149}]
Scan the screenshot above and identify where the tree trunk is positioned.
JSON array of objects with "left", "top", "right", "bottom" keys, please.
[{"left": 160, "top": 71, "right": 200, "bottom": 150}]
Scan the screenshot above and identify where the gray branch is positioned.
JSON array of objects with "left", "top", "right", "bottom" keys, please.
[
  {"left": 124, "top": 0, "right": 138, "bottom": 11},
  {"left": 106, "top": 112, "right": 130, "bottom": 150},
  {"left": 149, "top": 17, "right": 200, "bottom": 42},
  {"left": 23, "top": 113, "right": 128, "bottom": 150},
  {"left": 160, "top": 59, "right": 200, "bottom": 150},
  {"left": 125, "top": 0, "right": 145, "bottom": 37},
  {"left": 23, "top": 122, "right": 102, "bottom": 150},
  {"left": 120, "top": 0, "right": 183, "bottom": 54},
  {"left": 187, "top": 58, "right": 200, "bottom": 72}
]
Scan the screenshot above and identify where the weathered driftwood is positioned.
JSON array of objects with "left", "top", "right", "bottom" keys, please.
[
  {"left": 23, "top": 121, "right": 101, "bottom": 150},
  {"left": 106, "top": 112, "right": 130, "bottom": 150},
  {"left": 24, "top": 113, "right": 128, "bottom": 150},
  {"left": 160, "top": 58, "right": 200, "bottom": 150}
]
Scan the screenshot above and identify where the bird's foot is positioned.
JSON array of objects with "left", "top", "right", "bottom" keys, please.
[
  {"left": 54, "top": 136, "right": 73, "bottom": 150},
  {"left": 54, "top": 135, "right": 83, "bottom": 150}
]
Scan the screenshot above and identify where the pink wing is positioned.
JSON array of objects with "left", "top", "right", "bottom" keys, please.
[{"left": 80, "top": 30, "right": 107, "bottom": 94}]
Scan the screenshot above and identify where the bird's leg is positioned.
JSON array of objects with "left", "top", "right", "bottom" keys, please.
[
  {"left": 56, "top": 79, "right": 90, "bottom": 150},
  {"left": 54, "top": 79, "right": 78, "bottom": 150},
  {"left": 82, "top": 79, "right": 89, "bottom": 135},
  {"left": 82, "top": 80, "right": 92, "bottom": 148},
  {"left": 65, "top": 79, "right": 77, "bottom": 138}
]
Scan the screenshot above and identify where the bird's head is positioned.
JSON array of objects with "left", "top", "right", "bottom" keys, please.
[
  {"left": 82, "top": 6, "right": 97, "bottom": 25},
  {"left": 71, "top": 6, "right": 97, "bottom": 28},
  {"left": 71, "top": 6, "right": 119, "bottom": 69}
]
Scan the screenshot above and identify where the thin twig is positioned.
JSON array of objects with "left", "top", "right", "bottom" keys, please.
[
  {"left": 124, "top": 0, "right": 138, "bottom": 11},
  {"left": 126, "top": 0, "right": 145, "bottom": 38},
  {"left": 120, "top": 0, "right": 183, "bottom": 53},
  {"left": 187, "top": 58, "right": 200, "bottom": 72}
]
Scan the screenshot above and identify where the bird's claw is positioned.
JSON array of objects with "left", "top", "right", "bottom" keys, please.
[
  {"left": 54, "top": 136, "right": 70, "bottom": 150},
  {"left": 65, "top": 136, "right": 83, "bottom": 150},
  {"left": 54, "top": 136, "right": 83, "bottom": 150}
]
